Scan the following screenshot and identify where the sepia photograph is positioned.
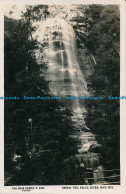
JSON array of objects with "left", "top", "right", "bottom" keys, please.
[
  {"left": 4, "top": 3, "right": 120, "bottom": 186},
  {"left": 0, "top": 1, "right": 125, "bottom": 193}
]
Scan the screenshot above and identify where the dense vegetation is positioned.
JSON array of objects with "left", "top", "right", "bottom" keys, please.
[
  {"left": 4, "top": 8, "right": 77, "bottom": 185},
  {"left": 4, "top": 5, "right": 120, "bottom": 185},
  {"left": 78, "top": 5, "right": 120, "bottom": 169}
]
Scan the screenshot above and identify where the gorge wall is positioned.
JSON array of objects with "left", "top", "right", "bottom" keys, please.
[{"left": 32, "top": 11, "right": 103, "bottom": 174}]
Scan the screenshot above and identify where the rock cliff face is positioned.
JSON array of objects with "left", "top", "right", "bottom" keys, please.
[
  {"left": 32, "top": 14, "right": 102, "bottom": 171},
  {"left": 32, "top": 5, "right": 95, "bottom": 81},
  {"left": 47, "top": 5, "right": 95, "bottom": 81}
]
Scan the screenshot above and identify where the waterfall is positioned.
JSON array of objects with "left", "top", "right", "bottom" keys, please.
[
  {"left": 33, "top": 18, "right": 89, "bottom": 114},
  {"left": 32, "top": 18, "right": 104, "bottom": 182}
]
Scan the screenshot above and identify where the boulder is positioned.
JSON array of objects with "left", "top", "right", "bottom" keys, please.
[{"left": 78, "top": 143, "right": 91, "bottom": 153}]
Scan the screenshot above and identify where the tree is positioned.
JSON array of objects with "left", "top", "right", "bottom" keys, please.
[
  {"left": 82, "top": 5, "right": 120, "bottom": 169},
  {"left": 4, "top": 7, "right": 77, "bottom": 184}
]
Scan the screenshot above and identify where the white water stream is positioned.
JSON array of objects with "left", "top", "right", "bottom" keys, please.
[{"left": 33, "top": 18, "right": 103, "bottom": 175}]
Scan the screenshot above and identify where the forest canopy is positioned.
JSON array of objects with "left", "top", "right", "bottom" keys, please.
[{"left": 4, "top": 4, "right": 120, "bottom": 185}]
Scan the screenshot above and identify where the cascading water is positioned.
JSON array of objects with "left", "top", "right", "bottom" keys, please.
[
  {"left": 33, "top": 18, "right": 104, "bottom": 182},
  {"left": 36, "top": 18, "right": 89, "bottom": 114}
]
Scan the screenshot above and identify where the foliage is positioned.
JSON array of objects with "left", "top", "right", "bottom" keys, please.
[
  {"left": 81, "top": 5, "right": 120, "bottom": 169},
  {"left": 4, "top": 5, "right": 120, "bottom": 185},
  {"left": 4, "top": 7, "right": 77, "bottom": 185}
]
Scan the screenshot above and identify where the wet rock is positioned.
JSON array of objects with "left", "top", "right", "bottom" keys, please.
[{"left": 78, "top": 143, "right": 91, "bottom": 153}]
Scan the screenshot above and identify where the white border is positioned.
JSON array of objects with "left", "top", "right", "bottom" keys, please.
[
  {"left": 0, "top": 0, "right": 126, "bottom": 194},
  {"left": 0, "top": 0, "right": 125, "bottom": 5}
]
